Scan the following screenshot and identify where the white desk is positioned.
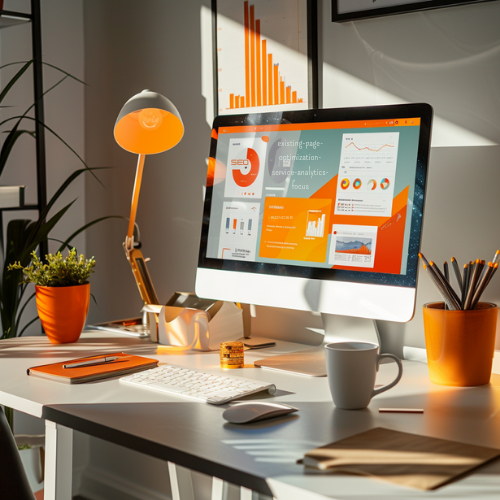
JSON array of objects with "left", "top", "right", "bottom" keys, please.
[{"left": 2, "top": 331, "right": 500, "bottom": 500}]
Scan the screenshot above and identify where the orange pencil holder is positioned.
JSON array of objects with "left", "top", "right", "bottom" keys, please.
[{"left": 423, "top": 302, "right": 498, "bottom": 386}]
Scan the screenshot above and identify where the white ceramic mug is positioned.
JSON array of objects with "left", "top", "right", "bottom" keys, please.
[{"left": 325, "top": 342, "right": 403, "bottom": 410}]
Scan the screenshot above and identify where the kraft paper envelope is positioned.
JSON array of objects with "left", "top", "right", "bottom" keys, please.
[{"left": 301, "top": 427, "right": 500, "bottom": 490}]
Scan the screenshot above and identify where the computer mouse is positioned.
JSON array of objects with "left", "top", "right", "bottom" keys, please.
[{"left": 222, "top": 402, "right": 298, "bottom": 424}]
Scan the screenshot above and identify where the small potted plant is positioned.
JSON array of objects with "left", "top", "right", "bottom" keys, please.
[{"left": 9, "top": 249, "right": 96, "bottom": 343}]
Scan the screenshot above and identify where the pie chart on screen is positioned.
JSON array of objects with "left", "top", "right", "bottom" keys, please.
[
  {"left": 341, "top": 178, "right": 349, "bottom": 190},
  {"left": 353, "top": 179, "right": 362, "bottom": 190},
  {"left": 380, "top": 178, "right": 390, "bottom": 190},
  {"left": 368, "top": 179, "right": 377, "bottom": 190},
  {"left": 232, "top": 148, "right": 260, "bottom": 187}
]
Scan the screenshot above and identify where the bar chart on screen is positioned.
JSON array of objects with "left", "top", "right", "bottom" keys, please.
[
  {"left": 216, "top": 0, "right": 309, "bottom": 115},
  {"left": 306, "top": 210, "right": 326, "bottom": 238}
]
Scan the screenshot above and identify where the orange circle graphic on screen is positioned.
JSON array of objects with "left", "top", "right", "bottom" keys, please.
[
  {"left": 232, "top": 148, "right": 260, "bottom": 187},
  {"left": 353, "top": 179, "right": 362, "bottom": 190},
  {"left": 380, "top": 178, "right": 390, "bottom": 190},
  {"left": 368, "top": 179, "right": 377, "bottom": 190},
  {"left": 341, "top": 178, "right": 349, "bottom": 190}
]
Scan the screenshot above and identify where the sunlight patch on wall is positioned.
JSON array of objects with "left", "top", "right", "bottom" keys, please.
[{"left": 323, "top": 64, "right": 496, "bottom": 148}]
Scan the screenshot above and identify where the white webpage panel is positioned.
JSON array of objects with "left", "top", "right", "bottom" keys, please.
[
  {"left": 217, "top": 201, "right": 260, "bottom": 261},
  {"left": 335, "top": 132, "right": 399, "bottom": 217},
  {"left": 329, "top": 224, "right": 378, "bottom": 268}
]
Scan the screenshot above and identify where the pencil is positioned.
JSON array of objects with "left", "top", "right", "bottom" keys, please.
[
  {"left": 492, "top": 250, "right": 500, "bottom": 266},
  {"left": 485, "top": 262, "right": 499, "bottom": 290},
  {"left": 423, "top": 264, "right": 460, "bottom": 310},
  {"left": 443, "top": 262, "right": 449, "bottom": 310},
  {"left": 461, "top": 264, "right": 469, "bottom": 307},
  {"left": 451, "top": 257, "right": 463, "bottom": 290},
  {"left": 418, "top": 253, "right": 430, "bottom": 267},
  {"left": 470, "top": 262, "right": 493, "bottom": 310},
  {"left": 430, "top": 261, "right": 462, "bottom": 309},
  {"left": 464, "top": 259, "right": 483, "bottom": 310}
]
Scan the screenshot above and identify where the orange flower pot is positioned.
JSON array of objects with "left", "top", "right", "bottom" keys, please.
[
  {"left": 423, "top": 302, "right": 498, "bottom": 386},
  {"left": 35, "top": 283, "right": 90, "bottom": 344}
]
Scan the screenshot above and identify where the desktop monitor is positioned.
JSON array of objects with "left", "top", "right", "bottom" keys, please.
[{"left": 196, "top": 104, "right": 432, "bottom": 353}]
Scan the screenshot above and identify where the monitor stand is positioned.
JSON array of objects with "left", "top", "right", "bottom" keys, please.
[{"left": 253, "top": 314, "right": 382, "bottom": 377}]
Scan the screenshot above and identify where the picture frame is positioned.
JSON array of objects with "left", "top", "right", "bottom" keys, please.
[
  {"left": 212, "top": 0, "right": 318, "bottom": 116},
  {"left": 332, "top": 0, "right": 496, "bottom": 22}
]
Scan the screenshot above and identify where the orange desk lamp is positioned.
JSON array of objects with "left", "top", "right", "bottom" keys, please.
[{"left": 114, "top": 90, "right": 184, "bottom": 305}]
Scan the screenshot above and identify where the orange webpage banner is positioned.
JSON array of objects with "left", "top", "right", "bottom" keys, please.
[
  {"left": 259, "top": 198, "right": 332, "bottom": 263},
  {"left": 219, "top": 118, "right": 421, "bottom": 135}
]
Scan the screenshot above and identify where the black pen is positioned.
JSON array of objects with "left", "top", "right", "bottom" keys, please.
[{"left": 63, "top": 356, "right": 120, "bottom": 369}]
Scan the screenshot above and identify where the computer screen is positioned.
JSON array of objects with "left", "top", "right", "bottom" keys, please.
[{"left": 196, "top": 104, "right": 432, "bottom": 325}]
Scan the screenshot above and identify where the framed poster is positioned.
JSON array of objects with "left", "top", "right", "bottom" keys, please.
[
  {"left": 332, "top": 0, "right": 496, "bottom": 22},
  {"left": 213, "top": 0, "right": 318, "bottom": 116}
]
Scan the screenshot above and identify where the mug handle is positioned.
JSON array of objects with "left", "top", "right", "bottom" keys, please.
[{"left": 371, "top": 354, "right": 403, "bottom": 398}]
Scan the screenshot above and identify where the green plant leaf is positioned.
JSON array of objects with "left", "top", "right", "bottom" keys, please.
[
  {"left": 17, "top": 316, "right": 39, "bottom": 337},
  {"left": 42, "top": 61, "right": 87, "bottom": 86},
  {"left": 14, "top": 291, "right": 35, "bottom": 327},
  {"left": 16, "top": 75, "right": 70, "bottom": 126},
  {"left": 1, "top": 220, "right": 32, "bottom": 338},
  {"left": 25, "top": 201, "right": 77, "bottom": 260},
  {"left": 26, "top": 168, "right": 109, "bottom": 249},
  {"left": 0, "top": 60, "right": 33, "bottom": 105},
  {"left": 0, "top": 129, "right": 35, "bottom": 177},
  {"left": 48, "top": 237, "right": 75, "bottom": 253},
  {"left": 1, "top": 115, "right": 105, "bottom": 187},
  {"left": 0, "top": 60, "right": 88, "bottom": 87},
  {"left": 13, "top": 248, "right": 96, "bottom": 287}
]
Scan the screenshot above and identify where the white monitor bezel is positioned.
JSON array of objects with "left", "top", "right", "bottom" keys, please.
[{"left": 196, "top": 104, "right": 432, "bottom": 322}]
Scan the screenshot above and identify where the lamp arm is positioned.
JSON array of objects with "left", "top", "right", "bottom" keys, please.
[{"left": 125, "top": 153, "right": 146, "bottom": 256}]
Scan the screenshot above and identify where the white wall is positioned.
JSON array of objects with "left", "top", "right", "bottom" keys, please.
[{"left": 320, "top": 1, "right": 500, "bottom": 348}]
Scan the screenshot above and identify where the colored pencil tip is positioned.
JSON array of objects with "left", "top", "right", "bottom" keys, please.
[
  {"left": 495, "top": 263, "right": 499, "bottom": 269},
  {"left": 423, "top": 264, "right": 427, "bottom": 270},
  {"left": 496, "top": 250, "right": 500, "bottom": 255},
  {"left": 463, "top": 264, "right": 467, "bottom": 268},
  {"left": 430, "top": 261, "right": 435, "bottom": 266},
  {"left": 451, "top": 257, "right": 456, "bottom": 262},
  {"left": 476, "top": 259, "right": 480, "bottom": 263}
]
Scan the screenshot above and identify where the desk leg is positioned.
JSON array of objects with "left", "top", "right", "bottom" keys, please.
[
  {"left": 213, "top": 478, "right": 268, "bottom": 500},
  {"left": 241, "top": 486, "right": 273, "bottom": 500},
  {"left": 168, "top": 461, "right": 194, "bottom": 500},
  {"left": 44, "top": 420, "right": 73, "bottom": 500}
]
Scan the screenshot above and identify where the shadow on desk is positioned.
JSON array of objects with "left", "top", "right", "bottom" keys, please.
[{"left": 0, "top": 335, "right": 157, "bottom": 358}]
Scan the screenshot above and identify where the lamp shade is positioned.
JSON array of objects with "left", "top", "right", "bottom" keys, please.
[{"left": 114, "top": 90, "right": 184, "bottom": 155}]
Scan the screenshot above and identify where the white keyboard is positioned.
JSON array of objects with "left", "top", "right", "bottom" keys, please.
[{"left": 119, "top": 364, "right": 276, "bottom": 405}]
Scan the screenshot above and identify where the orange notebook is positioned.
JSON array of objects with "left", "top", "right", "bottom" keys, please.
[{"left": 27, "top": 352, "right": 159, "bottom": 384}]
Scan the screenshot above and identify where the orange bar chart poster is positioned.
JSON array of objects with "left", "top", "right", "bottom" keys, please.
[{"left": 216, "top": 0, "right": 309, "bottom": 115}]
